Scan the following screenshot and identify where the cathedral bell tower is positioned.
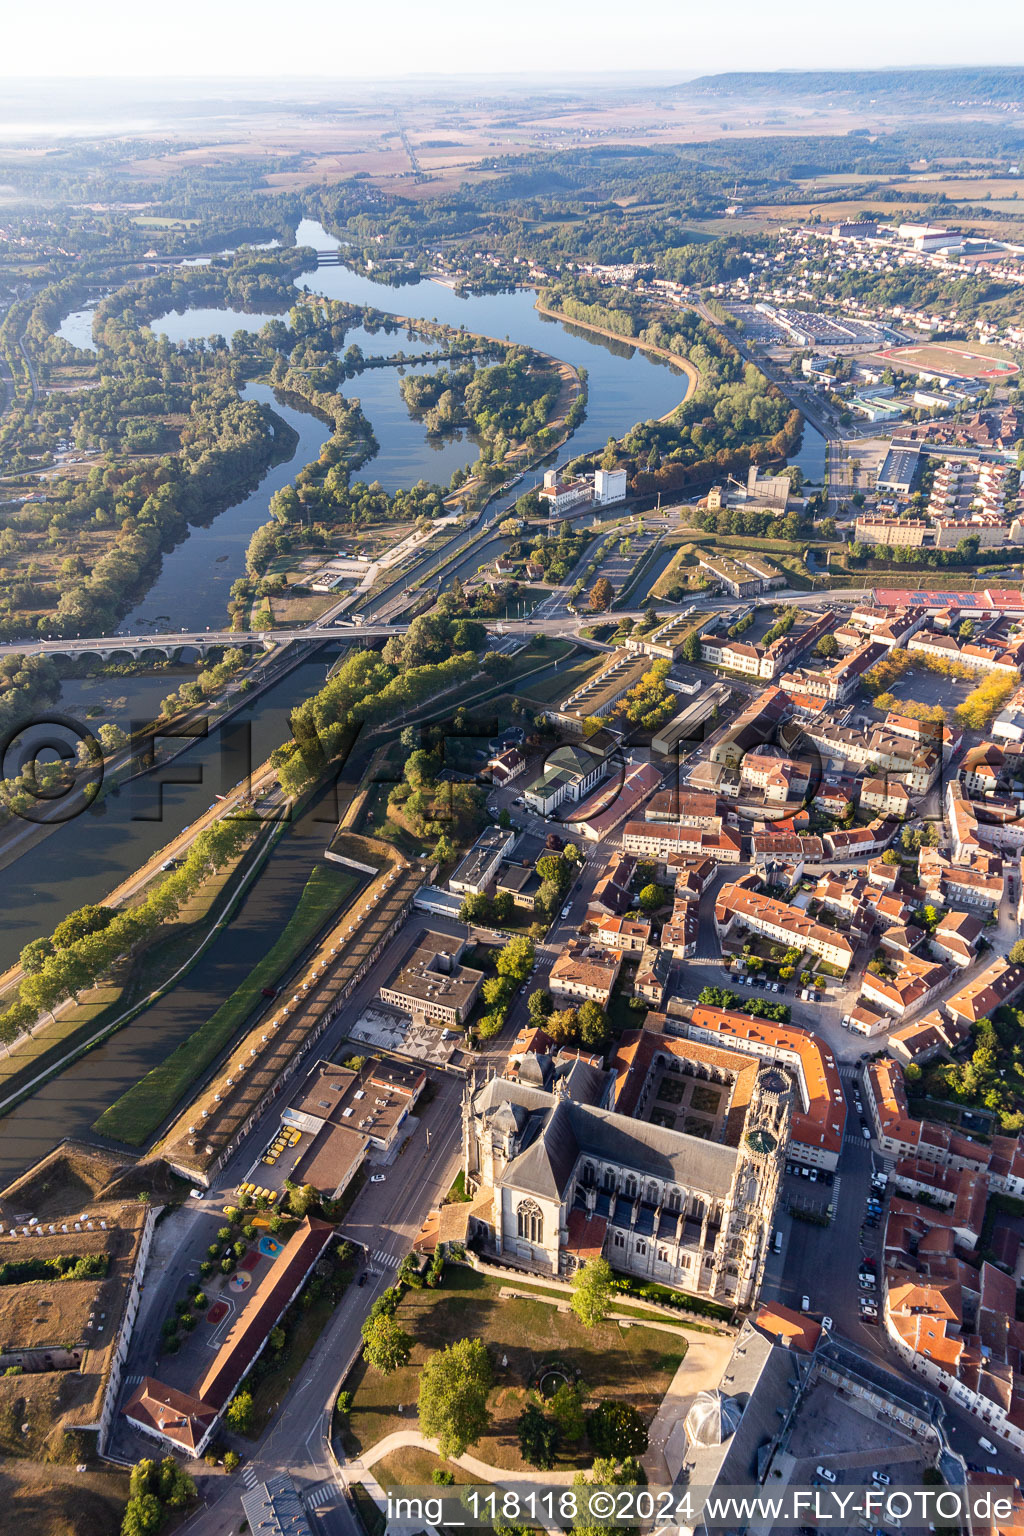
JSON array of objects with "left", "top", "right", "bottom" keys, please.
[{"left": 714, "top": 1064, "right": 793, "bottom": 1308}]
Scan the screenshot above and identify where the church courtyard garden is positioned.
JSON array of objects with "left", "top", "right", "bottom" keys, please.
[{"left": 336, "top": 1264, "right": 687, "bottom": 1472}]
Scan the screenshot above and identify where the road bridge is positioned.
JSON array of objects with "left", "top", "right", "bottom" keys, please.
[{"left": 0, "top": 588, "right": 867, "bottom": 664}]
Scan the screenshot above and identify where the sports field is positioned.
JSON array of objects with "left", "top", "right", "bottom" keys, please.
[{"left": 872, "top": 342, "right": 1019, "bottom": 381}]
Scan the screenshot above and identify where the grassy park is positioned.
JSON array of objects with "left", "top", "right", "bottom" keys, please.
[{"left": 338, "top": 1265, "right": 684, "bottom": 1473}]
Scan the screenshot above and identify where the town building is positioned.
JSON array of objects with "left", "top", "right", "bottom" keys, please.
[
  {"left": 548, "top": 940, "right": 623, "bottom": 1008},
  {"left": 715, "top": 880, "right": 855, "bottom": 974},
  {"left": 379, "top": 930, "right": 484, "bottom": 1026},
  {"left": 124, "top": 1217, "right": 335, "bottom": 1457},
  {"left": 522, "top": 741, "right": 611, "bottom": 815},
  {"left": 448, "top": 825, "right": 517, "bottom": 896}
]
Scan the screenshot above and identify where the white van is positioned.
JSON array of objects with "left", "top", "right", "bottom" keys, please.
[{"left": 979, "top": 1436, "right": 998, "bottom": 1456}]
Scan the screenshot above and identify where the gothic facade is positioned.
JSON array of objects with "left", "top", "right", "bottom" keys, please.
[{"left": 462, "top": 1031, "right": 792, "bottom": 1309}]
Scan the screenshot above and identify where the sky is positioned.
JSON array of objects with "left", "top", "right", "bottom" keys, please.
[{"left": 1, "top": 0, "right": 1016, "bottom": 79}]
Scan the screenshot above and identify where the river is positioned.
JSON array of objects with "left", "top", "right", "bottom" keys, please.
[
  {"left": 0, "top": 652, "right": 338, "bottom": 973},
  {"left": 17, "top": 236, "right": 690, "bottom": 953},
  {"left": 0, "top": 231, "right": 755, "bottom": 1174},
  {"left": 0, "top": 779, "right": 341, "bottom": 1182}
]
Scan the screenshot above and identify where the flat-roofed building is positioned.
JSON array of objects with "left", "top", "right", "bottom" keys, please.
[
  {"left": 379, "top": 930, "right": 484, "bottom": 1026},
  {"left": 449, "top": 825, "right": 516, "bottom": 896},
  {"left": 876, "top": 444, "right": 921, "bottom": 496},
  {"left": 495, "top": 861, "right": 542, "bottom": 910},
  {"left": 697, "top": 554, "right": 763, "bottom": 598}
]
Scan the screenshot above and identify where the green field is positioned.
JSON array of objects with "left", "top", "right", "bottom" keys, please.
[{"left": 92, "top": 863, "right": 361, "bottom": 1147}]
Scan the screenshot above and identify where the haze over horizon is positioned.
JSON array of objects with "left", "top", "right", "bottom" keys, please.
[{"left": 2, "top": 0, "right": 1018, "bottom": 82}]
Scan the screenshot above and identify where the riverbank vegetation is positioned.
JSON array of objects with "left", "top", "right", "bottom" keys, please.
[
  {"left": 93, "top": 861, "right": 361, "bottom": 1146},
  {"left": 399, "top": 346, "right": 562, "bottom": 466},
  {"left": 272, "top": 604, "right": 488, "bottom": 797},
  {"left": 0, "top": 820, "right": 252, "bottom": 1051},
  {"left": 542, "top": 279, "right": 802, "bottom": 493}
]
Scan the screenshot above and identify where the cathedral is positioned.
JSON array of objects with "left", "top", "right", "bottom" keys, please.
[{"left": 460, "top": 1027, "right": 792, "bottom": 1308}]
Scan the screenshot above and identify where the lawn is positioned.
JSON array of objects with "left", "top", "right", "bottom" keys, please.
[
  {"left": 0, "top": 1460, "right": 129, "bottom": 1536},
  {"left": 92, "top": 863, "right": 362, "bottom": 1145},
  {"left": 373, "top": 1445, "right": 486, "bottom": 1491},
  {"left": 339, "top": 1265, "right": 683, "bottom": 1472},
  {"left": 248, "top": 1290, "right": 339, "bottom": 1437}
]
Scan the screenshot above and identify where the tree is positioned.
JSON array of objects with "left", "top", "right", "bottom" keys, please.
[
  {"left": 638, "top": 882, "right": 668, "bottom": 912},
  {"left": 589, "top": 577, "right": 614, "bottom": 613},
  {"left": 121, "top": 1494, "right": 163, "bottom": 1536},
  {"left": 588, "top": 1400, "right": 649, "bottom": 1459},
  {"left": 815, "top": 633, "right": 839, "bottom": 659},
  {"left": 19, "top": 935, "right": 54, "bottom": 974},
  {"left": 1011, "top": 939, "right": 1024, "bottom": 966},
  {"left": 418, "top": 1337, "right": 493, "bottom": 1458},
  {"left": 98, "top": 722, "right": 129, "bottom": 754},
  {"left": 570, "top": 1256, "right": 613, "bottom": 1328},
  {"left": 549, "top": 1381, "right": 586, "bottom": 1443},
  {"left": 577, "top": 998, "right": 609, "bottom": 1050},
  {"left": 518, "top": 1403, "right": 560, "bottom": 1469},
  {"left": 225, "top": 1389, "right": 254, "bottom": 1435},
  {"left": 51, "top": 903, "right": 115, "bottom": 950},
  {"left": 362, "top": 1311, "right": 413, "bottom": 1375},
  {"left": 496, "top": 934, "right": 535, "bottom": 982},
  {"left": 459, "top": 891, "right": 492, "bottom": 924},
  {"left": 156, "top": 1458, "right": 196, "bottom": 1509},
  {"left": 528, "top": 989, "right": 553, "bottom": 1027}
]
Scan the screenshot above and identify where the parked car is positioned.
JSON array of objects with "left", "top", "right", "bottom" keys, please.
[
  {"left": 370, "top": 1174, "right": 387, "bottom": 1184},
  {"left": 801, "top": 1295, "right": 810, "bottom": 1311},
  {"left": 871, "top": 1472, "right": 890, "bottom": 1486},
  {"left": 816, "top": 1467, "right": 837, "bottom": 1484}
]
